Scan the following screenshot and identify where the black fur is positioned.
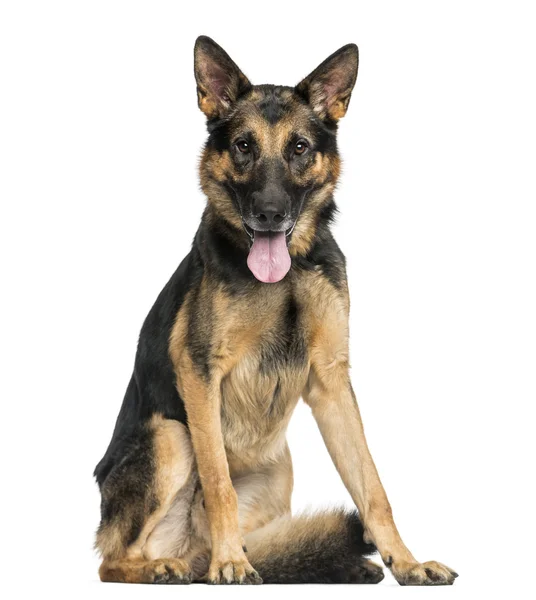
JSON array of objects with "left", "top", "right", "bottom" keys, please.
[
  {"left": 94, "top": 250, "right": 202, "bottom": 486},
  {"left": 96, "top": 422, "right": 158, "bottom": 547},
  {"left": 251, "top": 510, "right": 382, "bottom": 584},
  {"left": 257, "top": 85, "right": 290, "bottom": 125}
]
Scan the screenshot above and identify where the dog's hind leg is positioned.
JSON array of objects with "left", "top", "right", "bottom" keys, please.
[{"left": 96, "top": 415, "right": 196, "bottom": 583}]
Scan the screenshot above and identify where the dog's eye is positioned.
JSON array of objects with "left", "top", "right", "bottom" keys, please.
[
  {"left": 295, "top": 140, "right": 309, "bottom": 156},
  {"left": 236, "top": 140, "right": 250, "bottom": 154}
]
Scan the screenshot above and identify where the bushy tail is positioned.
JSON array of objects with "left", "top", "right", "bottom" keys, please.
[{"left": 245, "top": 508, "right": 384, "bottom": 584}]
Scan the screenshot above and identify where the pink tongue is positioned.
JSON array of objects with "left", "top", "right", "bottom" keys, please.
[{"left": 247, "top": 231, "right": 291, "bottom": 283}]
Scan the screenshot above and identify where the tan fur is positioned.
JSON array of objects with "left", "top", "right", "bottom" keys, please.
[
  {"left": 142, "top": 417, "right": 196, "bottom": 559},
  {"left": 199, "top": 156, "right": 245, "bottom": 231},
  {"left": 95, "top": 522, "right": 124, "bottom": 563},
  {"left": 171, "top": 277, "right": 311, "bottom": 467},
  {"left": 171, "top": 343, "right": 256, "bottom": 580},
  {"left": 196, "top": 88, "right": 220, "bottom": 121}
]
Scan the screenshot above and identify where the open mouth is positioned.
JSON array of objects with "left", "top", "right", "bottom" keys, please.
[
  {"left": 243, "top": 222, "right": 295, "bottom": 242},
  {"left": 242, "top": 222, "right": 295, "bottom": 284}
]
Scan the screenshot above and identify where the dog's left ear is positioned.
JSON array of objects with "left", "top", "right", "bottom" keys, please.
[
  {"left": 296, "top": 44, "right": 359, "bottom": 122},
  {"left": 194, "top": 36, "right": 252, "bottom": 120}
]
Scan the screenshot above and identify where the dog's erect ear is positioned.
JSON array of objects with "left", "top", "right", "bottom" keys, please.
[
  {"left": 194, "top": 36, "right": 252, "bottom": 120},
  {"left": 295, "top": 44, "right": 359, "bottom": 122}
]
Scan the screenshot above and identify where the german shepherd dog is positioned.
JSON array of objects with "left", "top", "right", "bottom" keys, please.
[{"left": 94, "top": 36, "right": 457, "bottom": 586}]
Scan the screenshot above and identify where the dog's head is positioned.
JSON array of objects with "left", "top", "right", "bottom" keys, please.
[{"left": 195, "top": 36, "right": 358, "bottom": 283}]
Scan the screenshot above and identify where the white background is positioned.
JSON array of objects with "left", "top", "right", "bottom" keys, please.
[{"left": 1, "top": 1, "right": 535, "bottom": 598}]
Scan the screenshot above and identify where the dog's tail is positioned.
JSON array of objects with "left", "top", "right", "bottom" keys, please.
[{"left": 244, "top": 508, "right": 384, "bottom": 584}]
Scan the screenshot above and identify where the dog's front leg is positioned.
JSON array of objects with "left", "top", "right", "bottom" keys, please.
[
  {"left": 304, "top": 354, "right": 458, "bottom": 586},
  {"left": 177, "top": 361, "right": 262, "bottom": 585}
]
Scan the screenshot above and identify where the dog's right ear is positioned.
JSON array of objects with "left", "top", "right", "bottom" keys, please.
[{"left": 194, "top": 36, "right": 252, "bottom": 120}]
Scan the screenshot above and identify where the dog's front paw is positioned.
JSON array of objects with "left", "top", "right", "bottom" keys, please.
[
  {"left": 390, "top": 559, "right": 458, "bottom": 586},
  {"left": 207, "top": 556, "right": 262, "bottom": 585}
]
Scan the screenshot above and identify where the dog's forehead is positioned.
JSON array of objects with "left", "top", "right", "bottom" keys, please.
[{"left": 228, "top": 86, "right": 316, "bottom": 150}]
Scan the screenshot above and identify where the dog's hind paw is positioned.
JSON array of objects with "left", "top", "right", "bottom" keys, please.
[{"left": 350, "top": 559, "right": 385, "bottom": 584}]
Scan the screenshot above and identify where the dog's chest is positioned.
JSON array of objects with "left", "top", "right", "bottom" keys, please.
[{"left": 218, "top": 289, "right": 310, "bottom": 462}]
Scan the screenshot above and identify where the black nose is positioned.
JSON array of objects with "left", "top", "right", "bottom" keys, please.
[{"left": 255, "top": 206, "right": 287, "bottom": 228}]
